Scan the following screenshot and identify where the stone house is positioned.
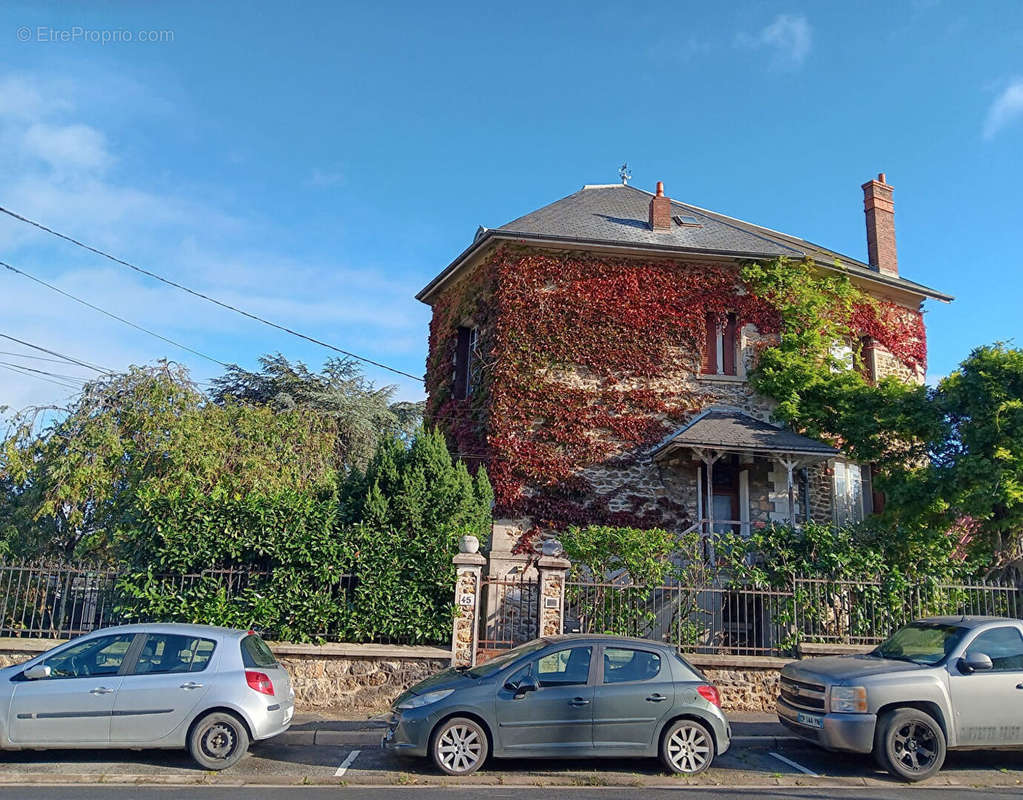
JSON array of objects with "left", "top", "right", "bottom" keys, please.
[{"left": 416, "top": 174, "right": 951, "bottom": 579}]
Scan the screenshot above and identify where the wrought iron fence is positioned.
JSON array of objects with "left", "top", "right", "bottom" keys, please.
[
  {"left": 0, "top": 560, "right": 361, "bottom": 641},
  {"left": 564, "top": 574, "right": 1023, "bottom": 657},
  {"left": 0, "top": 561, "right": 121, "bottom": 638},
  {"left": 478, "top": 574, "right": 539, "bottom": 661}
]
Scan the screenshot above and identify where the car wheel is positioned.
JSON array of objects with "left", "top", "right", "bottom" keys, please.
[
  {"left": 660, "top": 719, "right": 715, "bottom": 775},
  {"left": 875, "top": 708, "right": 946, "bottom": 782},
  {"left": 431, "top": 717, "right": 488, "bottom": 776},
  {"left": 188, "top": 711, "right": 250, "bottom": 770}
]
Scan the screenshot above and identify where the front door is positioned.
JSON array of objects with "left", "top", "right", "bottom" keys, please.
[
  {"left": 593, "top": 645, "right": 675, "bottom": 753},
  {"left": 949, "top": 625, "right": 1023, "bottom": 746},
  {"left": 8, "top": 633, "right": 138, "bottom": 745},
  {"left": 110, "top": 632, "right": 217, "bottom": 743},
  {"left": 495, "top": 645, "right": 595, "bottom": 755}
]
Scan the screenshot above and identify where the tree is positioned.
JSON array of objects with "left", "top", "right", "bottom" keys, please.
[
  {"left": 0, "top": 362, "right": 337, "bottom": 559},
  {"left": 211, "top": 353, "right": 423, "bottom": 473},
  {"left": 932, "top": 344, "right": 1023, "bottom": 563},
  {"left": 342, "top": 427, "right": 493, "bottom": 643}
]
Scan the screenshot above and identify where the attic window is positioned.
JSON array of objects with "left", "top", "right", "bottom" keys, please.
[{"left": 673, "top": 214, "right": 702, "bottom": 227}]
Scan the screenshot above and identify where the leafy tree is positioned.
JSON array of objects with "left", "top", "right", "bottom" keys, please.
[
  {"left": 931, "top": 344, "right": 1023, "bottom": 563},
  {"left": 1, "top": 363, "right": 337, "bottom": 559},
  {"left": 211, "top": 354, "right": 423, "bottom": 472}
]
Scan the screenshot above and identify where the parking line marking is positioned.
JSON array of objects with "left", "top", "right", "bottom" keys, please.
[
  {"left": 769, "top": 751, "right": 819, "bottom": 777},
  {"left": 335, "top": 749, "right": 361, "bottom": 777}
]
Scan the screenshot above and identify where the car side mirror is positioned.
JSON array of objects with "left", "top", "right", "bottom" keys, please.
[
  {"left": 22, "top": 664, "right": 51, "bottom": 680},
  {"left": 959, "top": 651, "right": 994, "bottom": 674},
  {"left": 506, "top": 675, "right": 539, "bottom": 697}
]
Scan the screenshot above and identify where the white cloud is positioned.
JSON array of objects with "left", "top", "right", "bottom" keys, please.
[
  {"left": 737, "top": 14, "right": 813, "bottom": 70},
  {"left": 983, "top": 79, "right": 1023, "bottom": 140},
  {"left": 23, "top": 122, "right": 112, "bottom": 171}
]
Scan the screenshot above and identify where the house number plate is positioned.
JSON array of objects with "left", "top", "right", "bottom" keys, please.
[
  {"left": 544, "top": 597, "right": 559, "bottom": 609},
  {"left": 459, "top": 594, "right": 475, "bottom": 607}
]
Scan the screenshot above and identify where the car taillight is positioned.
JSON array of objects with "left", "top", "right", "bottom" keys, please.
[
  {"left": 697, "top": 684, "right": 721, "bottom": 707},
  {"left": 246, "top": 670, "right": 275, "bottom": 696}
]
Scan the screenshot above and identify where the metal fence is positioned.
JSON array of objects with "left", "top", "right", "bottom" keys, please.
[
  {"left": 0, "top": 561, "right": 121, "bottom": 638},
  {"left": 478, "top": 575, "right": 539, "bottom": 660},
  {"left": 0, "top": 560, "right": 357, "bottom": 641},
  {"left": 564, "top": 574, "right": 1023, "bottom": 657}
]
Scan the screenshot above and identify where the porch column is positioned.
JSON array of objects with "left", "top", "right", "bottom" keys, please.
[
  {"left": 777, "top": 457, "right": 801, "bottom": 526},
  {"left": 451, "top": 537, "right": 486, "bottom": 668}
]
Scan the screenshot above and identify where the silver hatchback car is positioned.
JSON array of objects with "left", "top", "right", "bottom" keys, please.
[{"left": 0, "top": 623, "right": 294, "bottom": 769}]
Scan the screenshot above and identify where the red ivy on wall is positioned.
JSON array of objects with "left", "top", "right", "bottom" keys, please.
[{"left": 426, "top": 247, "right": 925, "bottom": 534}]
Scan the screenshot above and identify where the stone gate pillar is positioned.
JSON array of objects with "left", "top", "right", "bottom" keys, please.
[
  {"left": 536, "top": 541, "right": 570, "bottom": 637},
  {"left": 451, "top": 535, "right": 486, "bottom": 668}
]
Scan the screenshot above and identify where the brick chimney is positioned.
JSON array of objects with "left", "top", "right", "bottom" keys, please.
[
  {"left": 862, "top": 172, "right": 897, "bottom": 276},
  {"left": 649, "top": 181, "right": 672, "bottom": 231}
]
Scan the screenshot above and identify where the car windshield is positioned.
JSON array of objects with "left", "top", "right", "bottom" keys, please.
[
  {"left": 466, "top": 640, "right": 549, "bottom": 678},
  {"left": 874, "top": 622, "right": 968, "bottom": 665}
]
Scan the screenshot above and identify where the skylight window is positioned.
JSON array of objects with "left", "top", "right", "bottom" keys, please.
[{"left": 673, "top": 214, "right": 702, "bottom": 227}]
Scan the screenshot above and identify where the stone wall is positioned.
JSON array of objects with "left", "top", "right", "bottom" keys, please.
[
  {"left": 272, "top": 643, "right": 450, "bottom": 712},
  {"left": 689, "top": 654, "right": 786, "bottom": 713}
]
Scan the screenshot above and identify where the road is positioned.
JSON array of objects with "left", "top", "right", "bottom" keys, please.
[{"left": 2, "top": 789, "right": 1023, "bottom": 799}]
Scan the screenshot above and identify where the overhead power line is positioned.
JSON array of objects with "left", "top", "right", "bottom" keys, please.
[
  {"left": 0, "top": 205, "right": 425, "bottom": 383},
  {"left": 1, "top": 260, "right": 229, "bottom": 368},
  {"left": 0, "top": 360, "right": 88, "bottom": 384},
  {"left": 0, "top": 361, "right": 81, "bottom": 391},
  {"left": 0, "top": 332, "right": 112, "bottom": 373}
]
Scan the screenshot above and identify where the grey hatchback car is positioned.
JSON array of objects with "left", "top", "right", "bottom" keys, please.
[
  {"left": 383, "top": 634, "right": 730, "bottom": 776},
  {"left": 0, "top": 623, "right": 294, "bottom": 769}
]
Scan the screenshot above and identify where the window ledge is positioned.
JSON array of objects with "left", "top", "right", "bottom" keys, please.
[{"left": 697, "top": 373, "right": 747, "bottom": 384}]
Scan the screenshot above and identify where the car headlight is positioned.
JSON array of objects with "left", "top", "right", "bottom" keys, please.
[
  {"left": 396, "top": 689, "right": 454, "bottom": 710},
  {"left": 830, "top": 685, "right": 868, "bottom": 713}
]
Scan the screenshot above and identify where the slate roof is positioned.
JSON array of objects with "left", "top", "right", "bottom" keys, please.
[
  {"left": 417, "top": 183, "right": 952, "bottom": 303},
  {"left": 650, "top": 408, "right": 839, "bottom": 461}
]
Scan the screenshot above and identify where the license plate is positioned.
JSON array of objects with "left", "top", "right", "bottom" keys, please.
[{"left": 797, "top": 712, "right": 824, "bottom": 729}]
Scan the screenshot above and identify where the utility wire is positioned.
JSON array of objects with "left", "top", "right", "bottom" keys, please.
[
  {"left": 0, "top": 205, "right": 425, "bottom": 382},
  {"left": 0, "top": 350, "right": 94, "bottom": 367},
  {"left": 0, "top": 361, "right": 80, "bottom": 391},
  {"left": 0, "top": 332, "right": 112, "bottom": 373},
  {"left": 1, "top": 260, "right": 229, "bottom": 368},
  {"left": 0, "top": 360, "right": 88, "bottom": 384}
]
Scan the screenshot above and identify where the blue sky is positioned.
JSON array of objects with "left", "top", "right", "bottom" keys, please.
[{"left": 0, "top": 1, "right": 1020, "bottom": 413}]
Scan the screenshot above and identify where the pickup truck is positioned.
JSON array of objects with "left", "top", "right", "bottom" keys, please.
[{"left": 777, "top": 616, "right": 1023, "bottom": 781}]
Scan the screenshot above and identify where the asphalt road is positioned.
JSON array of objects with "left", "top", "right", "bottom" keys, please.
[{"left": 2, "top": 789, "right": 1023, "bottom": 800}]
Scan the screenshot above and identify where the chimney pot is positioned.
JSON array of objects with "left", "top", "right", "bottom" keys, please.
[
  {"left": 862, "top": 173, "right": 897, "bottom": 276},
  {"left": 649, "top": 181, "right": 671, "bottom": 230}
]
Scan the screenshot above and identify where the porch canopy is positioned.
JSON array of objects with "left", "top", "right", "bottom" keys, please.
[{"left": 650, "top": 407, "right": 839, "bottom": 531}]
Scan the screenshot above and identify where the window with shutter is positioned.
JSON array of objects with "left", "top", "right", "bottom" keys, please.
[{"left": 701, "top": 313, "right": 738, "bottom": 376}]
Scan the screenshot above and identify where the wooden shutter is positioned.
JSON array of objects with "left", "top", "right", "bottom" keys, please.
[
  {"left": 453, "top": 326, "right": 471, "bottom": 399},
  {"left": 722, "top": 314, "right": 737, "bottom": 376},
  {"left": 701, "top": 314, "right": 718, "bottom": 374}
]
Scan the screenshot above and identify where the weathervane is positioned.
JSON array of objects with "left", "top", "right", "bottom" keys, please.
[{"left": 619, "top": 163, "right": 631, "bottom": 185}]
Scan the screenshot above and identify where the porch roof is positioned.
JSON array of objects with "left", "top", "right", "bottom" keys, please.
[{"left": 650, "top": 408, "right": 839, "bottom": 461}]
